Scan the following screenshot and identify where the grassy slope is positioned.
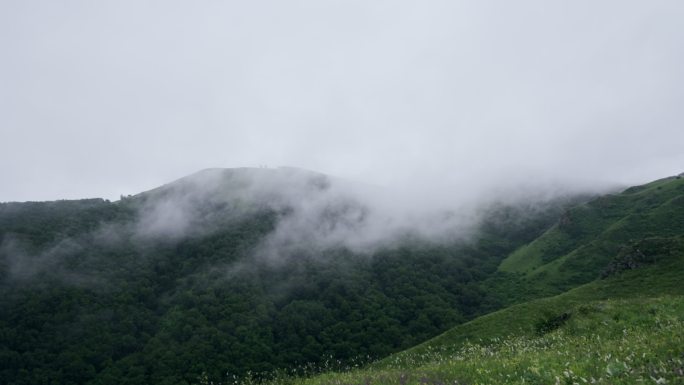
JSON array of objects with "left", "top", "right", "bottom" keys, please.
[
  {"left": 302, "top": 296, "right": 684, "bottom": 385},
  {"left": 389, "top": 237, "right": 684, "bottom": 362},
  {"left": 494, "top": 176, "right": 684, "bottom": 301},
  {"left": 293, "top": 238, "right": 684, "bottom": 384},
  {"left": 288, "top": 176, "right": 684, "bottom": 385}
]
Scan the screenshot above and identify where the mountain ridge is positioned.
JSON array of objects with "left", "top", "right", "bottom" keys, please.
[{"left": 1, "top": 171, "right": 682, "bottom": 384}]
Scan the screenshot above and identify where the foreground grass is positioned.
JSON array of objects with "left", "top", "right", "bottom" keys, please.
[{"left": 290, "top": 296, "right": 684, "bottom": 385}]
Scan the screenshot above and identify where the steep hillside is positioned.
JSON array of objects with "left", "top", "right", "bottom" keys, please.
[
  {"left": 484, "top": 175, "right": 684, "bottom": 307},
  {"left": 295, "top": 236, "right": 684, "bottom": 385},
  {"left": 4, "top": 171, "right": 681, "bottom": 385},
  {"left": 0, "top": 168, "right": 575, "bottom": 385},
  {"left": 289, "top": 174, "right": 684, "bottom": 385}
]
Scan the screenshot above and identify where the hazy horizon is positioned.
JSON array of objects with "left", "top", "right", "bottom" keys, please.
[{"left": 2, "top": 1, "right": 683, "bottom": 202}]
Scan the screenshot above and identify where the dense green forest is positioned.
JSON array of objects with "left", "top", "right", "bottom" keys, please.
[{"left": 0, "top": 168, "right": 581, "bottom": 385}]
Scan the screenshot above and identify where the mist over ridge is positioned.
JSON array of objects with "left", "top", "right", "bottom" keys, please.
[
  {"left": 125, "top": 166, "right": 606, "bottom": 259},
  {"left": 3, "top": 2, "right": 684, "bottom": 383},
  {"left": 0, "top": 165, "right": 603, "bottom": 283},
  {"left": 2, "top": 166, "right": 683, "bottom": 384}
]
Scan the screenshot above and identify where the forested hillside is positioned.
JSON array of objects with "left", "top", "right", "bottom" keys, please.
[
  {"left": 293, "top": 176, "right": 684, "bottom": 385},
  {"left": 4, "top": 170, "right": 681, "bottom": 385},
  {"left": 0, "top": 168, "right": 579, "bottom": 385}
]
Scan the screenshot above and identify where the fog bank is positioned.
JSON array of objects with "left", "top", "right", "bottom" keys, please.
[{"left": 1, "top": 1, "right": 683, "bottom": 202}]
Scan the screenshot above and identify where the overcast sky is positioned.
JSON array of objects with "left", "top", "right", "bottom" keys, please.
[{"left": 1, "top": 1, "right": 683, "bottom": 202}]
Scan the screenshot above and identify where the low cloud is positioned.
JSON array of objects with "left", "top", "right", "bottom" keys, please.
[
  {"left": 0, "top": 235, "right": 97, "bottom": 285},
  {"left": 129, "top": 167, "right": 605, "bottom": 262}
]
